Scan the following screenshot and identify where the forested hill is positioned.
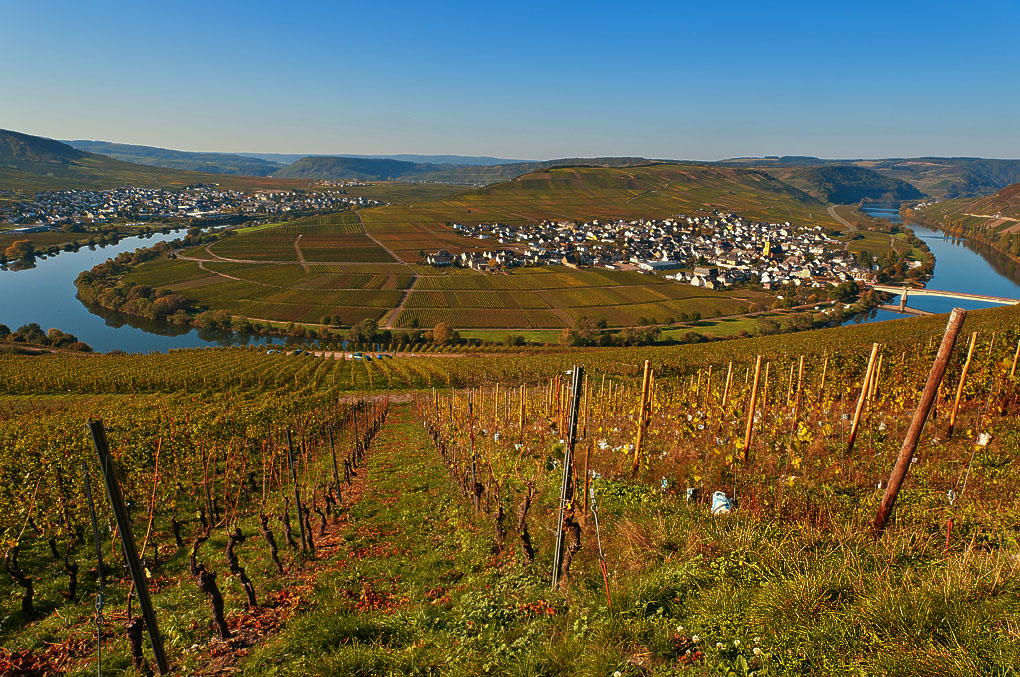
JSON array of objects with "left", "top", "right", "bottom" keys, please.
[{"left": 772, "top": 165, "right": 924, "bottom": 203}]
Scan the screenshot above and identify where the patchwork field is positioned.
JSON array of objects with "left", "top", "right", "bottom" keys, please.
[{"left": 109, "top": 163, "right": 839, "bottom": 331}]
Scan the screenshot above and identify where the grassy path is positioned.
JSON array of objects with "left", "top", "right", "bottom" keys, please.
[{"left": 238, "top": 404, "right": 600, "bottom": 676}]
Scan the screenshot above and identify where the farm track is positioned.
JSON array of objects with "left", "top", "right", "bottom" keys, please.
[
  {"left": 294, "top": 234, "right": 309, "bottom": 272},
  {"left": 358, "top": 210, "right": 419, "bottom": 328},
  {"left": 237, "top": 404, "right": 492, "bottom": 672},
  {"left": 625, "top": 180, "right": 673, "bottom": 204}
]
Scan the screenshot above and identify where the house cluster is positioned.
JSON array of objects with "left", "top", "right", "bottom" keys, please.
[
  {"left": 1, "top": 186, "right": 379, "bottom": 229},
  {"left": 315, "top": 179, "right": 371, "bottom": 188},
  {"left": 435, "top": 213, "right": 873, "bottom": 289}
]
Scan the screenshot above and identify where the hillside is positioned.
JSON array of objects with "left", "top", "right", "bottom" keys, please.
[
  {"left": 768, "top": 165, "right": 924, "bottom": 203},
  {"left": 966, "top": 181, "right": 1020, "bottom": 218},
  {"left": 916, "top": 182, "right": 1020, "bottom": 223},
  {"left": 273, "top": 155, "right": 452, "bottom": 180},
  {"left": 722, "top": 155, "right": 1020, "bottom": 200},
  {"left": 66, "top": 139, "right": 286, "bottom": 176},
  {"left": 272, "top": 155, "right": 657, "bottom": 184},
  {"left": 0, "top": 129, "right": 306, "bottom": 191},
  {"left": 360, "top": 163, "right": 837, "bottom": 260}
]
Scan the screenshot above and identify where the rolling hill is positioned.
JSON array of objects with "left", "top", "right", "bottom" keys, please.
[
  {"left": 272, "top": 156, "right": 451, "bottom": 180},
  {"left": 0, "top": 129, "right": 305, "bottom": 191},
  {"left": 273, "top": 155, "right": 659, "bottom": 184},
  {"left": 359, "top": 163, "right": 839, "bottom": 262},
  {"left": 65, "top": 140, "right": 286, "bottom": 176},
  {"left": 766, "top": 165, "right": 924, "bottom": 203},
  {"left": 720, "top": 155, "right": 1020, "bottom": 200}
]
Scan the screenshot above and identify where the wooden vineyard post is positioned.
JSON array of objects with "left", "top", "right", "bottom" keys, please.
[
  {"left": 792, "top": 356, "right": 804, "bottom": 424},
  {"left": 551, "top": 365, "right": 584, "bottom": 589},
  {"left": 761, "top": 362, "right": 771, "bottom": 433},
  {"left": 632, "top": 360, "right": 652, "bottom": 475},
  {"left": 327, "top": 427, "right": 341, "bottom": 497},
  {"left": 846, "top": 343, "right": 880, "bottom": 454},
  {"left": 722, "top": 362, "right": 733, "bottom": 408},
  {"left": 1010, "top": 339, "right": 1020, "bottom": 379},
  {"left": 468, "top": 392, "right": 479, "bottom": 512},
  {"left": 705, "top": 365, "right": 713, "bottom": 407},
  {"left": 581, "top": 440, "right": 592, "bottom": 526},
  {"left": 873, "top": 308, "right": 967, "bottom": 536},
  {"left": 869, "top": 354, "right": 884, "bottom": 403},
  {"left": 285, "top": 430, "right": 308, "bottom": 552},
  {"left": 518, "top": 385, "right": 526, "bottom": 444},
  {"left": 88, "top": 420, "right": 170, "bottom": 676},
  {"left": 947, "top": 331, "right": 977, "bottom": 439},
  {"left": 581, "top": 373, "right": 590, "bottom": 439},
  {"left": 743, "top": 355, "right": 762, "bottom": 461},
  {"left": 818, "top": 353, "right": 829, "bottom": 402}
]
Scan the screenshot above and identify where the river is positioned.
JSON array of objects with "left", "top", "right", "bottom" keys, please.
[
  {"left": 2, "top": 209, "right": 1019, "bottom": 352},
  {"left": 0, "top": 231, "right": 284, "bottom": 352},
  {"left": 843, "top": 203, "right": 1020, "bottom": 325}
]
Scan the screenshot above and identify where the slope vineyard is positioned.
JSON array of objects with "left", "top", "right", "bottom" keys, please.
[{"left": 2, "top": 305, "right": 1020, "bottom": 673}]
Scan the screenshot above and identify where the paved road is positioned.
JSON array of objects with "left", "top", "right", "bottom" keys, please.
[{"left": 827, "top": 205, "right": 857, "bottom": 232}]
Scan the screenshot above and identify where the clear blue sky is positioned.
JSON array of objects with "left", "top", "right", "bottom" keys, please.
[{"left": 3, "top": 0, "right": 1019, "bottom": 160}]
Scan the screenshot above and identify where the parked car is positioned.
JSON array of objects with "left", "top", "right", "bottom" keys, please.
[{"left": 352, "top": 352, "right": 364, "bottom": 360}]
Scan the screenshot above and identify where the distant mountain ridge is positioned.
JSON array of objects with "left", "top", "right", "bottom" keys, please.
[
  {"left": 274, "top": 155, "right": 658, "bottom": 183},
  {"left": 235, "top": 152, "right": 527, "bottom": 166},
  {"left": 0, "top": 129, "right": 304, "bottom": 191},
  {"left": 66, "top": 140, "right": 286, "bottom": 176}
]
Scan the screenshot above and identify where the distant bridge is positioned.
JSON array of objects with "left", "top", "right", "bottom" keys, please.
[{"left": 872, "top": 284, "right": 1020, "bottom": 314}]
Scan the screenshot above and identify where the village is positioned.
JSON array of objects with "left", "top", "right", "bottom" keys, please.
[
  {"left": 429, "top": 213, "right": 881, "bottom": 290},
  {"left": 0, "top": 185, "right": 379, "bottom": 230}
]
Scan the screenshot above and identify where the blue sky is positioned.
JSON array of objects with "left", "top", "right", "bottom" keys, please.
[{"left": 2, "top": 0, "right": 1019, "bottom": 160}]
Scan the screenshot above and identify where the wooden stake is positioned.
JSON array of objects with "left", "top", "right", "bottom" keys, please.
[
  {"left": 743, "top": 355, "right": 762, "bottom": 461},
  {"left": 869, "top": 353, "right": 884, "bottom": 403},
  {"left": 947, "top": 331, "right": 977, "bottom": 439},
  {"left": 792, "top": 356, "right": 804, "bottom": 424},
  {"left": 873, "top": 309, "right": 967, "bottom": 536},
  {"left": 632, "top": 360, "right": 652, "bottom": 474},
  {"left": 722, "top": 362, "right": 733, "bottom": 408},
  {"left": 705, "top": 365, "right": 713, "bottom": 407},
  {"left": 1010, "top": 339, "right": 1020, "bottom": 379},
  {"left": 846, "top": 343, "right": 880, "bottom": 454},
  {"left": 818, "top": 353, "right": 829, "bottom": 402}
]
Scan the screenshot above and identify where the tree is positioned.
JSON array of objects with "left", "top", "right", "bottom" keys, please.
[
  {"left": 346, "top": 318, "right": 379, "bottom": 344},
  {"left": 432, "top": 322, "right": 452, "bottom": 345},
  {"left": 4, "top": 240, "right": 34, "bottom": 260}
]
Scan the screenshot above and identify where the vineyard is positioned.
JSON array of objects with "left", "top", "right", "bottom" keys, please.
[{"left": 3, "top": 305, "right": 1020, "bottom": 674}]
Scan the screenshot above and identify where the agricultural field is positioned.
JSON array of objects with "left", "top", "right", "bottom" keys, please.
[
  {"left": 97, "top": 163, "right": 862, "bottom": 333},
  {"left": 2, "top": 305, "right": 1020, "bottom": 674},
  {"left": 119, "top": 229, "right": 772, "bottom": 331},
  {"left": 332, "top": 181, "right": 469, "bottom": 204}
]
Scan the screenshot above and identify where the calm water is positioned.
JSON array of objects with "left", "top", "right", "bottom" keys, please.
[
  {"left": 0, "top": 231, "right": 284, "bottom": 352},
  {"left": 3, "top": 207, "right": 1019, "bottom": 352},
  {"left": 843, "top": 204, "right": 1020, "bottom": 326}
]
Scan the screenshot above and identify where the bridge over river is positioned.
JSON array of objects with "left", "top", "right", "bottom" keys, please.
[{"left": 872, "top": 284, "right": 1020, "bottom": 315}]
